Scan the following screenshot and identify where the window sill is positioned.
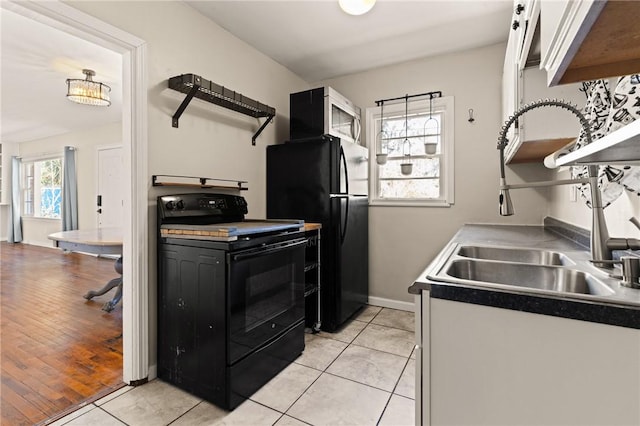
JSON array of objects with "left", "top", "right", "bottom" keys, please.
[
  {"left": 369, "top": 199, "right": 453, "bottom": 208},
  {"left": 21, "top": 216, "right": 62, "bottom": 221}
]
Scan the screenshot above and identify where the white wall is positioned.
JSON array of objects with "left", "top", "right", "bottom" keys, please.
[
  {"left": 549, "top": 168, "right": 640, "bottom": 239},
  {"left": 67, "top": 1, "right": 309, "bottom": 217},
  {"left": 317, "top": 43, "right": 552, "bottom": 303},
  {"left": 65, "top": 0, "right": 310, "bottom": 371},
  {"left": 3, "top": 122, "right": 121, "bottom": 246}
]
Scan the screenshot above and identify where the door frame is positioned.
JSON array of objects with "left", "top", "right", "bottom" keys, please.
[
  {"left": 96, "top": 145, "right": 124, "bottom": 229},
  {"left": 3, "top": 1, "right": 150, "bottom": 383}
]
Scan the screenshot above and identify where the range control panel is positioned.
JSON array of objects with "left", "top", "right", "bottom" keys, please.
[{"left": 158, "top": 193, "right": 248, "bottom": 223}]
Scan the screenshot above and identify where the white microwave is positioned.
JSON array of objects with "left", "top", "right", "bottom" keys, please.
[{"left": 290, "top": 86, "right": 362, "bottom": 145}]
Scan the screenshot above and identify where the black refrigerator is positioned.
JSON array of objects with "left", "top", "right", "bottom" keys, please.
[{"left": 267, "top": 135, "right": 368, "bottom": 332}]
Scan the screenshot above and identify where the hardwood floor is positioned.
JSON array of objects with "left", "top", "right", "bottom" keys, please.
[{"left": 1, "top": 242, "right": 124, "bottom": 425}]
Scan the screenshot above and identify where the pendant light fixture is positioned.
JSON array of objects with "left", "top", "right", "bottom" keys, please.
[
  {"left": 400, "top": 95, "right": 413, "bottom": 176},
  {"left": 338, "top": 0, "right": 376, "bottom": 15},
  {"left": 66, "top": 69, "right": 111, "bottom": 107}
]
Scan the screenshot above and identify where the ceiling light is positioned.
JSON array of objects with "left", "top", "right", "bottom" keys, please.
[
  {"left": 66, "top": 69, "right": 111, "bottom": 106},
  {"left": 338, "top": 0, "right": 376, "bottom": 15}
]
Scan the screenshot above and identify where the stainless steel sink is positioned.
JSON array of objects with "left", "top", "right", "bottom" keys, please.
[
  {"left": 445, "top": 259, "right": 614, "bottom": 296},
  {"left": 457, "top": 245, "right": 573, "bottom": 266}
]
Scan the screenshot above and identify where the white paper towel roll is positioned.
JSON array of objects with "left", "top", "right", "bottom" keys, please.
[{"left": 544, "top": 140, "right": 576, "bottom": 169}]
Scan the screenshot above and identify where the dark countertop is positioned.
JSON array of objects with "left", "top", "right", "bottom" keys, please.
[{"left": 409, "top": 223, "right": 640, "bottom": 329}]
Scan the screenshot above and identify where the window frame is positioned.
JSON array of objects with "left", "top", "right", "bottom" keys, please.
[
  {"left": 21, "top": 156, "right": 63, "bottom": 219},
  {"left": 367, "top": 96, "right": 455, "bottom": 207}
]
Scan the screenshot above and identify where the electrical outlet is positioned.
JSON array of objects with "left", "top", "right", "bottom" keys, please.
[{"left": 569, "top": 185, "right": 577, "bottom": 202}]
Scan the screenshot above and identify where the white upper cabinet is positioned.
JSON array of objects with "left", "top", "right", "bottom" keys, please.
[
  {"left": 540, "top": 0, "right": 640, "bottom": 87},
  {"left": 502, "top": 0, "right": 584, "bottom": 164},
  {"left": 537, "top": 0, "right": 640, "bottom": 165}
]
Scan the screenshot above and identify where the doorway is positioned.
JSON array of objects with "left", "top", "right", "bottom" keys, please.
[{"left": 1, "top": 0, "right": 149, "bottom": 417}]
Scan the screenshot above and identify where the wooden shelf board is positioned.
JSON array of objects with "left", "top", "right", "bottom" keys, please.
[
  {"left": 559, "top": 1, "right": 640, "bottom": 84},
  {"left": 508, "top": 137, "right": 575, "bottom": 164},
  {"left": 152, "top": 175, "right": 248, "bottom": 190},
  {"left": 554, "top": 120, "right": 640, "bottom": 166},
  {"left": 153, "top": 182, "right": 248, "bottom": 191}
]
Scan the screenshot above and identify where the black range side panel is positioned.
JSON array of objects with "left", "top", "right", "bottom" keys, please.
[{"left": 157, "top": 244, "right": 229, "bottom": 408}]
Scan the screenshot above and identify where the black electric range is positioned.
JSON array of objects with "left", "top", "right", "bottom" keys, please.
[{"left": 157, "top": 193, "right": 307, "bottom": 410}]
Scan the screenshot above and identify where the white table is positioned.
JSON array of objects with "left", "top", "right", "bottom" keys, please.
[{"left": 48, "top": 228, "right": 123, "bottom": 312}]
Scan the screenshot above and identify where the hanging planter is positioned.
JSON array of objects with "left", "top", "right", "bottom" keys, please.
[
  {"left": 376, "top": 100, "right": 388, "bottom": 165},
  {"left": 400, "top": 138, "right": 413, "bottom": 175},
  {"left": 400, "top": 95, "right": 413, "bottom": 176},
  {"left": 423, "top": 95, "right": 439, "bottom": 156},
  {"left": 376, "top": 132, "right": 388, "bottom": 165}
]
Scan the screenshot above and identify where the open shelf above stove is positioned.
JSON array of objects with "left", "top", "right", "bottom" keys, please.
[
  {"left": 152, "top": 174, "right": 248, "bottom": 191},
  {"left": 168, "top": 74, "right": 276, "bottom": 145}
]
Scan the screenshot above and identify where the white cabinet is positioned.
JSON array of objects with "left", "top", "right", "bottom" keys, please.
[
  {"left": 537, "top": 0, "right": 640, "bottom": 165},
  {"left": 501, "top": 24, "right": 521, "bottom": 153},
  {"left": 416, "top": 293, "right": 640, "bottom": 425},
  {"left": 540, "top": 0, "right": 640, "bottom": 87},
  {"left": 502, "top": 0, "right": 584, "bottom": 164}
]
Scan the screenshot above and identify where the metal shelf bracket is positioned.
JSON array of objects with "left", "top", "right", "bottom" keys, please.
[{"left": 168, "top": 74, "right": 276, "bottom": 145}]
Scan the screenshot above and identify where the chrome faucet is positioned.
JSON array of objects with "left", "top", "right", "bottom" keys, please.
[{"left": 497, "top": 98, "right": 640, "bottom": 267}]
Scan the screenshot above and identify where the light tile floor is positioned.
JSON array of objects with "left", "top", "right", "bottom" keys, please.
[{"left": 49, "top": 306, "right": 416, "bottom": 426}]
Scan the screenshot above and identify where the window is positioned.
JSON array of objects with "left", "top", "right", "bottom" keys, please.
[
  {"left": 367, "top": 96, "right": 454, "bottom": 206},
  {"left": 22, "top": 158, "right": 62, "bottom": 218}
]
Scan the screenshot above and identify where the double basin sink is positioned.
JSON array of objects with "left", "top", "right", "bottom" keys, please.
[{"left": 429, "top": 245, "right": 615, "bottom": 298}]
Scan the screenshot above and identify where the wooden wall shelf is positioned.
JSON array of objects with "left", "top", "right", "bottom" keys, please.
[
  {"left": 152, "top": 175, "right": 248, "bottom": 191},
  {"left": 168, "top": 74, "right": 275, "bottom": 145},
  {"left": 558, "top": 1, "right": 640, "bottom": 85},
  {"left": 507, "top": 137, "right": 575, "bottom": 164}
]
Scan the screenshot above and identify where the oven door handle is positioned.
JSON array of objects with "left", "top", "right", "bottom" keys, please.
[{"left": 231, "top": 239, "right": 307, "bottom": 261}]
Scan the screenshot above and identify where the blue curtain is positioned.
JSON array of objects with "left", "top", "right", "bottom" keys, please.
[
  {"left": 62, "top": 146, "right": 78, "bottom": 231},
  {"left": 8, "top": 156, "right": 22, "bottom": 243}
]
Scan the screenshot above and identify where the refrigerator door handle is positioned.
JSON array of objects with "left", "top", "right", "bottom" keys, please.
[
  {"left": 341, "top": 196, "right": 349, "bottom": 244},
  {"left": 340, "top": 146, "right": 349, "bottom": 195},
  {"left": 330, "top": 196, "right": 349, "bottom": 244}
]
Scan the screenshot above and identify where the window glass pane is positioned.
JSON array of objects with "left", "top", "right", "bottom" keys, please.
[
  {"left": 40, "top": 187, "right": 61, "bottom": 218},
  {"left": 369, "top": 97, "right": 452, "bottom": 205},
  {"left": 379, "top": 157, "right": 440, "bottom": 179},
  {"left": 380, "top": 179, "right": 440, "bottom": 199},
  {"left": 38, "top": 159, "right": 62, "bottom": 218},
  {"left": 22, "top": 158, "right": 62, "bottom": 218},
  {"left": 381, "top": 113, "right": 442, "bottom": 157}
]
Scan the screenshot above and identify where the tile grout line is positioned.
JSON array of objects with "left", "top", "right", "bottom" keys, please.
[
  {"left": 274, "top": 312, "right": 386, "bottom": 426},
  {"left": 95, "top": 405, "right": 131, "bottom": 426},
  {"left": 390, "top": 356, "right": 412, "bottom": 397},
  {"left": 90, "top": 307, "right": 413, "bottom": 426},
  {"left": 166, "top": 399, "right": 206, "bottom": 425},
  {"left": 297, "top": 310, "right": 408, "bottom": 424}
]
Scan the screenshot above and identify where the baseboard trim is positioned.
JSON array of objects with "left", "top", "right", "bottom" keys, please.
[
  {"left": 147, "top": 364, "right": 157, "bottom": 380},
  {"left": 367, "top": 296, "right": 414, "bottom": 312}
]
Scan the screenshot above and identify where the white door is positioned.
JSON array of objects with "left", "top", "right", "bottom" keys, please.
[{"left": 97, "top": 146, "right": 124, "bottom": 229}]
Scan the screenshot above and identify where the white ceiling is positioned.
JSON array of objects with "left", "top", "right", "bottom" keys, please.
[
  {"left": 1, "top": 1, "right": 512, "bottom": 145},
  {"left": 187, "top": 0, "right": 513, "bottom": 82},
  {"left": 1, "top": 8, "right": 122, "bottom": 145}
]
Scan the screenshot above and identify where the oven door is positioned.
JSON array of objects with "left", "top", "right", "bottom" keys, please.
[{"left": 228, "top": 238, "right": 306, "bottom": 365}]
